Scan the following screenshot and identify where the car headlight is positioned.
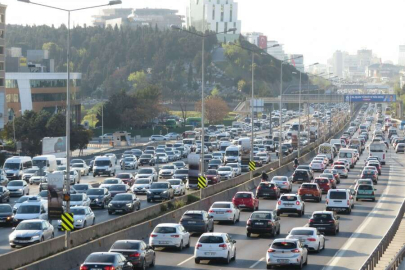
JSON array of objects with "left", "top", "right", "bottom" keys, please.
[
  {"left": 108, "top": 203, "right": 112, "bottom": 207},
  {"left": 162, "top": 190, "right": 168, "bottom": 194},
  {"left": 106, "top": 168, "right": 111, "bottom": 171},
  {"left": 31, "top": 235, "right": 40, "bottom": 240},
  {"left": 76, "top": 219, "right": 83, "bottom": 223},
  {"left": 57, "top": 220, "right": 62, "bottom": 224},
  {"left": 146, "top": 190, "right": 152, "bottom": 194},
  {"left": 9, "top": 234, "right": 15, "bottom": 241},
  {"left": 18, "top": 189, "right": 22, "bottom": 191},
  {"left": 95, "top": 199, "right": 99, "bottom": 202},
  {"left": 126, "top": 203, "right": 132, "bottom": 207}
]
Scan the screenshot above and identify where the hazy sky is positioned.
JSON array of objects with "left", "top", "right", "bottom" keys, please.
[{"left": 3, "top": 0, "right": 405, "bottom": 65}]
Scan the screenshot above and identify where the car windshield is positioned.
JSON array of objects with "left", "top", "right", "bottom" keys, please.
[
  {"left": 280, "top": 196, "right": 297, "bottom": 201},
  {"left": 0, "top": 205, "right": 12, "bottom": 212},
  {"left": 87, "top": 189, "right": 104, "bottom": 195},
  {"left": 138, "top": 169, "right": 152, "bottom": 174},
  {"left": 85, "top": 254, "right": 115, "bottom": 263},
  {"left": 175, "top": 170, "right": 188, "bottom": 174},
  {"left": 117, "top": 174, "right": 131, "bottom": 179},
  {"left": 135, "top": 179, "right": 149, "bottom": 184},
  {"left": 71, "top": 208, "right": 86, "bottom": 215},
  {"left": 4, "top": 163, "right": 20, "bottom": 170},
  {"left": 16, "top": 222, "right": 42, "bottom": 230},
  {"left": 109, "top": 185, "right": 126, "bottom": 191},
  {"left": 212, "top": 203, "right": 231, "bottom": 208},
  {"left": 235, "top": 193, "right": 252, "bottom": 199},
  {"left": 73, "top": 185, "right": 89, "bottom": 191},
  {"left": 162, "top": 166, "right": 175, "bottom": 170},
  {"left": 38, "top": 191, "right": 47, "bottom": 197},
  {"left": 124, "top": 158, "right": 135, "bottom": 162},
  {"left": 73, "top": 164, "right": 84, "bottom": 168},
  {"left": 183, "top": 213, "right": 203, "bottom": 220},
  {"left": 273, "top": 176, "right": 287, "bottom": 181},
  {"left": 218, "top": 167, "right": 231, "bottom": 171},
  {"left": 104, "top": 179, "right": 119, "bottom": 184},
  {"left": 199, "top": 236, "right": 224, "bottom": 244},
  {"left": 70, "top": 194, "right": 83, "bottom": 201},
  {"left": 206, "top": 170, "right": 217, "bottom": 175},
  {"left": 17, "top": 205, "right": 40, "bottom": 214},
  {"left": 209, "top": 160, "right": 221, "bottom": 164},
  {"left": 95, "top": 160, "right": 110, "bottom": 166},
  {"left": 151, "top": 183, "right": 169, "bottom": 189},
  {"left": 251, "top": 212, "right": 271, "bottom": 219},
  {"left": 140, "top": 155, "right": 152, "bottom": 159},
  {"left": 8, "top": 181, "right": 23, "bottom": 187},
  {"left": 168, "top": 180, "right": 181, "bottom": 185},
  {"left": 329, "top": 191, "right": 347, "bottom": 199},
  {"left": 272, "top": 241, "right": 297, "bottom": 249},
  {"left": 111, "top": 241, "right": 141, "bottom": 250},
  {"left": 290, "top": 230, "right": 314, "bottom": 236},
  {"left": 154, "top": 227, "right": 177, "bottom": 233},
  {"left": 113, "top": 194, "right": 133, "bottom": 201}
]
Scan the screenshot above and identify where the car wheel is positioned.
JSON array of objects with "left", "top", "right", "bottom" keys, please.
[
  {"left": 51, "top": 233, "right": 54, "bottom": 239},
  {"left": 225, "top": 253, "right": 231, "bottom": 264},
  {"left": 186, "top": 238, "right": 190, "bottom": 248},
  {"left": 150, "top": 255, "right": 156, "bottom": 267},
  {"left": 304, "top": 256, "right": 308, "bottom": 266},
  {"left": 83, "top": 221, "right": 87, "bottom": 228},
  {"left": 277, "top": 226, "right": 280, "bottom": 235},
  {"left": 137, "top": 203, "right": 141, "bottom": 211},
  {"left": 232, "top": 215, "right": 236, "bottom": 224},
  {"left": 195, "top": 258, "right": 200, "bottom": 264},
  {"left": 92, "top": 218, "right": 95, "bottom": 225},
  {"left": 210, "top": 224, "right": 214, "bottom": 232},
  {"left": 10, "top": 244, "right": 16, "bottom": 248},
  {"left": 178, "top": 240, "right": 183, "bottom": 251},
  {"left": 232, "top": 249, "right": 236, "bottom": 261},
  {"left": 316, "top": 243, "right": 320, "bottom": 253},
  {"left": 40, "top": 236, "right": 44, "bottom": 243}
]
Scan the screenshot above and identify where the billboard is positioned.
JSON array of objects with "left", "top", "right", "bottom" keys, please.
[
  {"left": 344, "top": 94, "right": 396, "bottom": 103},
  {"left": 42, "top": 137, "right": 66, "bottom": 158},
  {"left": 188, "top": 153, "right": 200, "bottom": 189},
  {"left": 47, "top": 172, "right": 64, "bottom": 220},
  {"left": 258, "top": 35, "right": 268, "bottom": 49}
]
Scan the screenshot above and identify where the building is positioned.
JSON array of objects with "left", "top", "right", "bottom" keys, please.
[
  {"left": 186, "top": 0, "right": 242, "bottom": 43},
  {"left": 0, "top": 3, "right": 6, "bottom": 129},
  {"left": 244, "top": 32, "right": 263, "bottom": 47},
  {"left": 366, "top": 63, "right": 401, "bottom": 79},
  {"left": 6, "top": 49, "right": 54, "bottom": 73},
  {"left": 92, "top": 8, "right": 133, "bottom": 27},
  {"left": 289, "top": 54, "right": 304, "bottom": 72},
  {"left": 332, "top": 50, "right": 343, "bottom": 77},
  {"left": 106, "top": 8, "right": 184, "bottom": 30},
  {"left": 266, "top": 40, "right": 285, "bottom": 61},
  {"left": 399, "top": 45, "right": 405, "bottom": 66}
]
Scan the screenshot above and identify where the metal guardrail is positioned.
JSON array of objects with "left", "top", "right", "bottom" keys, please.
[
  {"left": 360, "top": 200, "right": 405, "bottom": 270},
  {"left": 386, "top": 244, "right": 405, "bottom": 270}
]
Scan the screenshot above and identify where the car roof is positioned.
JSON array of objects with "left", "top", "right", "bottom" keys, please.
[
  {"left": 290, "top": 227, "right": 316, "bottom": 231},
  {"left": 19, "top": 219, "right": 44, "bottom": 224},
  {"left": 313, "top": 211, "right": 333, "bottom": 214},
  {"left": 156, "top": 223, "right": 179, "bottom": 227},
  {"left": 184, "top": 210, "right": 205, "bottom": 214},
  {"left": 200, "top": 232, "right": 226, "bottom": 237},
  {"left": 272, "top": 238, "right": 298, "bottom": 243}
]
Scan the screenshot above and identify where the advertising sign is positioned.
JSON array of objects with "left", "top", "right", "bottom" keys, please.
[
  {"left": 258, "top": 35, "right": 268, "bottom": 49},
  {"left": 344, "top": 94, "right": 396, "bottom": 103},
  {"left": 47, "top": 172, "right": 64, "bottom": 220},
  {"left": 188, "top": 153, "right": 200, "bottom": 189},
  {"left": 42, "top": 137, "right": 66, "bottom": 158}
]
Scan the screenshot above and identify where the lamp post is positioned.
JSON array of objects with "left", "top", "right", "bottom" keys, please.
[
  {"left": 171, "top": 26, "right": 237, "bottom": 186},
  {"left": 18, "top": 0, "right": 122, "bottom": 250}
]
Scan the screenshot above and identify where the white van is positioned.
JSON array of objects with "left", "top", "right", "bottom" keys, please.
[
  {"left": 224, "top": 145, "right": 241, "bottom": 164},
  {"left": 318, "top": 143, "right": 334, "bottom": 163},
  {"left": 14, "top": 199, "right": 48, "bottom": 225},
  {"left": 3, "top": 156, "right": 32, "bottom": 180},
  {"left": 56, "top": 158, "right": 67, "bottom": 166},
  {"left": 369, "top": 143, "right": 386, "bottom": 165},
  {"left": 219, "top": 141, "right": 232, "bottom": 154},
  {"left": 32, "top": 155, "right": 57, "bottom": 173},
  {"left": 338, "top": 149, "right": 356, "bottom": 168},
  {"left": 93, "top": 156, "right": 116, "bottom": 177},
  {"left": 326, "top": 189, "right": 355, "bottom": 214},
  {"left": 330, "top": 139, "right": 342, "bottom": 151}
]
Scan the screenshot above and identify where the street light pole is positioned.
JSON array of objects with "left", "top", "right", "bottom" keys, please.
[
  {"left": 200, "top": 28, "right": 205, "bottom": 180},
  {"left": 250, "top": 52, "right": 254, "bottom": 179},
  {"left": 279, "top": 60, "right": 283, "bottom": 167}
]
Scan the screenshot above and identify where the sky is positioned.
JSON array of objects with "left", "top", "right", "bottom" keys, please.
[{"left": 3, "top": 0, "right": 405, "bottom": 66}]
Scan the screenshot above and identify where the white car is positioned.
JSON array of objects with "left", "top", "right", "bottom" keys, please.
[
  {"left": 313, "top": 156, "right": 328, "bottom": 167},
  {"left": 68, "top": 193, "right": 91, "bottom": 207},
  {"left": 7, "top": 180, "right": 29, "bottom": 197},
  {"left": 266, "top": 238, "right": 308, "bottom": 269},
  {"left": 99, "top": 178, "right": 124, "bottom": 189},
  {"left": 57, "top": 206, "right": 95, "bottom": 230},
  {"left": 256, "top": 152, "right": 271, "bottom": 164},
  {"left": 217, "top": 166, "right": 235, "bottom": 181},
  {"left": 64, "top": 170, "right": 80, "bottom": 184},
  {"left": 149, "top": 223, "right": 190, "bottom": 251},
  {"left": 286, "top": 227, "right": 325, "bottom": 253},
  {"left": 336, "top": 159, "right": 351, "bottom": 171},
  {"left": 9, "top": 219, "right": 54, "bottom": 248},
  {"left": 310, "top": 160, "right": 325, "bottom": 172},
  {"left": 276, "top": 194, "right": 305, "bottom": 217},
  {"left": 155, "top": 153, "right": 169, "bottom": 163},
  {"left": 164, "top": 133, "right": 181, "bottom": 140},
  {"left": 136, "top": 168, "right": 158, "bottom": 182},
  {"left": 71, "top": 163, "right": 90, "bottom": 176},
  {"left": 149, "top": 135, "right": 167, "bottom": 141},
  {"left": 131, "top": 178, "right": 153, "bottom": 194},
  {"left": 29, "top": 176, "right": 46, "bottom": 185},
  {"left": 270, "top": 176, "right": 292, "bottom": 192},
  {"left": 121, "top": 157, "right": 138, "bottom": 170},
  {"left": 227, "top": 163, "right": 242, "bottom": 176},
  {"left": 194, "top": 233, "right": 237, "bottom": 264},
  {"left": 104, "top": 153, "right": 117, "bottom": 165},
  {"left": 208, "top": 201, "right": 240, "bottom": 224},
  {"left": 166, "top": 179, "right": 186, "bottom": 196},
  {"left": 159, "top": 165, "right": 177, "bottom": 179},
  {"left": 332, "top": 165, "right": 348, "bottom": 178}
]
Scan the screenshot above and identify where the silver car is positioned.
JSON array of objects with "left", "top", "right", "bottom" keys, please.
[
  {"left": 57, "top": 206, "right": 95, "bottom": 230},
  {"left": 7, "top": 180, "right": 29, "bottom": 197},
  {"left": 266, "top": 238, "right": 308, "bottom": 269},
  {"left": 9, "top": 219, "right": 54, "bottom": 248}
]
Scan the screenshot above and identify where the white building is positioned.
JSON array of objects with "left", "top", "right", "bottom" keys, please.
[
  {"left": 289, "top": 54, "right": 304, "bottom": 72},
  {"left": 186, "top": 0, "right": 242, "bottom": 43},
  {"left": 244, "top": 32, "right": 263, "bottom": 46},
  {"left": 267, "top": 40, "right": 285, "bottom": 61},
  {"left": 399, "top": 45, "right": 405, "bottom": 66}
]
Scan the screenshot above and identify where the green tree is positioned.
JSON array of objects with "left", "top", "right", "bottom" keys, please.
[
  {"left": 46, "top": 113, "right": 66, "bottom": 137},
  {"left": 70, "top": 126, "right": 93, "bottom": 153},
  {"left": 128, "top": 70, "right": 148, "bottom": 92}
]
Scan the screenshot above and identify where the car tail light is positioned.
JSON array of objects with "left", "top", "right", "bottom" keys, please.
[
  {"left": 267, "top": 248, "right": 276, "bottom": 253},
  {"left": 267, "top": 221, "right": 273, "bottom": 226},
  {"left": 347, "top": 200, "right": 350, "bottom": 206},
  {"left": 326, "top": 199, "right": 329, "bottom": 204},
  {"left": 328, "top": 220, "right": 334, "bottom": 223},
  {"left": 383, "top": 154, "right": 385, "bottom": 160},
  {"left": 196, "top": 243, "right": 202, "bottom": 249},
  {"left": 283, "top": 182, "right": 287, "bottom": 185},
  {"left": 209, "top": 210, "right": 214, "bottom": 213},
  {"left": 277, "top": 201, "right": 281, "bottom": 205},
  {"left": 150, "top": 234, "right": 157, "bottom": 237},
  {"left": 307, "top": 238, "right": 316, "bottom": 242},
  {"left": 79, "top": 266, "right": 89, "bottom": 270},
  {"left": 129, "top": 252, "right": 140, "bottom": 257},
  {"left": 219, "top": 244, "right": 227, "bottom": 250},
  {"left": 171, "top": 235, "right": 180, "bottom": 238},
  {"left": 247, "top": 219, "right": 251, "bottom": 225},
  {"left": 291, "top": 249, "right": 300, "bottom": 253},
  {"left": 273, "top": 186, "right": 277, "bottom": 190},
  {"left": 104, "top": 267, "right": 115, "bottom": 270},
  {"left": 226, "top": 210, "right": 232, "bottom": 213},
  {"left": 257, "top": 186, "right": 261, "bottom": 190},
  {"left": 296, "top": 201, "right": 300, "bottom": 205},
  {"left": 372, "top": 191, "right": 375, "bottom": 195},
  {"left": 309, "top": 219, "right": 314, "bottom": 223}
]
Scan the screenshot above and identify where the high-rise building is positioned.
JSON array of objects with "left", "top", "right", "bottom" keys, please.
[
  {"left": 266, "top": 40, "right": 285, "bottom": 61},
  {"left": 0, "top": 3, "right": 6, "bottom": 129},
  {"left": 244, "top": 32, "right": 263, "bottom": 46},
  {"left": 399, "top": 45, "right": 405, "bottom": 66},
  {"left": 289, "top": 54, "right": 304, "bottom": 72},
  {"left": 333, "top": 50, "right": 343, "bottom": 77},
  {"left": 92, "top": 8, "right": 133, "bottom": 27},
  {"left": 186, "top": 0, "right": 242, "bottom": 43}
]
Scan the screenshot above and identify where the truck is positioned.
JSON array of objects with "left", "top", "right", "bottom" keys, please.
[
  {"left": 238, "top": 138, "right": 251, "bottom": 172},
  {"left": 32, "top": 155, "right": 57, "bottom": 173},
  {"left": 369, "top": 143, "right": 387, "bottom": 165}
]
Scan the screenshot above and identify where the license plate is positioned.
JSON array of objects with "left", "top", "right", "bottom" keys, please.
[
  {"left": 239, "top": 204, "right": 245, "bottom": 207},
  {"left": 264, "top": 193, "right": 270, "bottom": 196},
  {"left": 154, "top": 195, "right": 160, "bottom": 198},
  {"left": 91, "top": 268, "right": 102, "bottom": 270},
  {"left": 298, "top": 178, "right": 303, "bottom": 180},
  {"left": 0, "top": 220, "right": 5, "bottom": 223},
  {"left": 277, "top": 259, "right": 289, "bottom": 263},
  {"left": 205, "top": 252, "right": 216, "bottom": 255},
  {"left": 16, "top": 240, "right": 28, "bottom": 243},
  {"left": 317, "top": 227, "right": 325, "bottom": 230},
  {"left": 216, "top": 211, "right": 224, "bottom": 214},
  {"left": 115, "top": 210, "right": 123, "bottom": 212},
  {"left": 256, "top": 222, "right": 264, "bottom": 225},
  {"left": 159, "top": 241, "right": 169, "bottom": 244},
  {"left": 306, "top": 194, "right": 313, "bottom": 196},
  {"left": 188, "top": 221, "right": 196, "bottom": 224}
]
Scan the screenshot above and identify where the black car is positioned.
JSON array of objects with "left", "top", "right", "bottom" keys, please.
[
  {"left": 283, "top": 143, "right": 294, "bottom": 153},
  {"left": 296, "top": 165, "right": 315, "bottom": 180},
  {"left": 109, "top": 240, "right": 155, "bottom": 269},
  {"left": 308, "top": 211, "right": 340, "bottom": 235},
  {"left": 180, "top": 210, "right": 214, "bottom": 234},
  {"left": 80, "top": 252, "right": 133, "bottom": 270},
  {"left": 292, "top": 169, "right": 311, "bottom": 183},
  {"left": 108, "top": 193, "right": 140, "bottom": 214},
  {"left": 108, "top": 184, "right": 131, "bottom": 198},
  {"left": 246, "top": 210, "right": 280, "bottom": 237},
  {"left": 208, "top": 159, "right": 222, "bottom": 170},
  {"left": 256, "top": 182, "right": 280, "bottom": 199},
  {"left": 87, "top": 188, "right": 112, "bottom": 209},
  {"left": 0, "top": 186, "right": 10, "bottom": 203},
  {"left": 146, "top": 182, "right": 174, "bottom": 202},
  {"left": 367, "top": 161, "right": 382, "bottom": 175},
  {"left": 276, "top": 145, "right": 290, "bottom": 157},
  {"left": 0, "top": 204, "right": 13, "bottom": 226},
  {"left": 173, "top": 169, "right": 188, "bottom": 183},
  {"left": 89, "top": 160, "right": 94, "bottom": 172},
  {"left": 131, "top": 149, "right": 143, "bottom": 159},
  {"left": 139, "top": 154, "right": 156, "bottom": 166}
]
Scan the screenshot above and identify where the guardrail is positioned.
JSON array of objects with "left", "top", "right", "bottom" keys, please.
[{"left": 360, "top": 200, "right": 405, "bottom": 270}]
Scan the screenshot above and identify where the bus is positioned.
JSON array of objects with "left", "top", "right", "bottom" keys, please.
[{"left": 186, "top": 117, "right": 201, "bottom": 127}]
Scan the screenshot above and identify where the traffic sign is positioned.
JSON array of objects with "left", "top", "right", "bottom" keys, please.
[
  {"left": 249, "top": 161, "right": 256, "bottom": 171},
  {"left": 198, "top": 176, "right": 207, "bottom": 189},
  {"left": 61, "top": 212, "right": 74, "bottom": 231}
]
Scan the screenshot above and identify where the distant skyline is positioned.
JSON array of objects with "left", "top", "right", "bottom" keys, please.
[{"left": 3, "top": 0, "right": 405, "bottom": 67}]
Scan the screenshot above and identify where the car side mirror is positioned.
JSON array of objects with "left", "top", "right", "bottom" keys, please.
[
  {"left": 304, "top": 245, "right": 309, "bottom": 249},
  {"left": 336, "top": 216, "right": 340, "bottom": 220},
  {"left": 11, "top": 227, "right": 15, "bottom": 231},
  {"left": 374, "top": 188, "right": 377, "bottom": 191},
  {"left": 232, "top": 240, "right": 237, "bottom": 243}
]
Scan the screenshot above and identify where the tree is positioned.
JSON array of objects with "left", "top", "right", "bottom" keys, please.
[
  {"left": 195, "top": 97, "right": 230, "bottom": 124},
  {"left": 46, "top": 113, "right": 66, "bottom": 137},
  {"left": 128, "top": 70, "right": 148, "bottom": 92},
  {"left": 70, "top": 126, "right": 93, "bottom": 154}
]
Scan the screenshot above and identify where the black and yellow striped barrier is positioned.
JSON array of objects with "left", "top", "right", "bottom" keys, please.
[
  {"left": 61, "top": 212, "right": 74, "bottom": 231},
  {"left": 198, "top": 176, "right": 207, "bottom": 189},
  {"left": 249, "top": 161, "right": 256, "bottom": 171}
]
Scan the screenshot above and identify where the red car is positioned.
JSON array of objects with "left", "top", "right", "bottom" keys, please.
[
  {"left": 313, "top": 177, "right": 332, "bottom": 194},
  {"left": 232, "top": 191, "right": 259, "bottom": 211},
  {"left": 205, "top": 169, "right": 220, "bottom": 185},
  {"left": 116, "top": 173, "right": 135, "bottom": 186}
]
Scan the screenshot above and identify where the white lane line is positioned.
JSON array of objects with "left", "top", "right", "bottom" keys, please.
[
  {"left": 249, "top": 257, "right": 265, "bottom": 268},
  {"left": 177, "top": 255, "right": 194, "bottom": 266}
]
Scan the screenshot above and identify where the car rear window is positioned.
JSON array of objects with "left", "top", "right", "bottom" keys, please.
[
  {"left": 212, "top": 203, "right": 231, "bottom": 208},
  {"left": 183, "top": 213, "right": 203, "bottom": 220},
  {"left": 334, "top": 166, "right": 345, "bottom": 169},
  {"left": 251, "top": 212, "right": 271, "bottom": 219},
  {"left": 85, "top": 254, "right": 115, "bottom": 263},
  {"left": 235, "top": 193, "right": 252, "bottom": 199},
  {"left": 315, "top": 178, "right": 328, "bottom": 183},
  {"left": 280, "top": 196, "right": 297, "bottom": 201},
  {"left": 329, "top": 191, "right": 347, "bottom": 199},
  {"left": 154, "top": 227, "right": 177, "bottom": 234},
  {"left": 313, "top": 213, "right": 333, "bottom": 220},
  {"left": 199, "top": 236, "right": 224, "bottom": 244},
  {"left": 301, "top": 184, "right": 316, "bottom": 189},
  {"left": 111, "top": 241, "right": 141, "bottom": 250},
  {"left": 295, "top": 171, "right": 307, "bottom": 175},
  {"left": 359, "top": 185, "right": 373, "bottom": 190},
  {"left": 272, "top": 241, "right": 297, "bottom": 249},
  {"left": 290, "top": 230, "right": 314, "bottom": 236}
]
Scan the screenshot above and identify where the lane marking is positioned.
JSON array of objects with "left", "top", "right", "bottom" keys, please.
[
  {"left": 249, "top": 257, "right": 265, "bottom": 268},
  {"left": 177, "top": 255, "right": 194, "bottom": 266}
]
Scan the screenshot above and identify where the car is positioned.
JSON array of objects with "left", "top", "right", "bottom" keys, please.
[
  {"left": 29, "top": 175, "right": 46, "bottom": 185},
  {"left": 104, "top": 153, "right": 118, "bottom": 165},
  {"left": 286, "top": 227, "right": 325, "bottom": 252},
  {"left": 256, "top": 182, "right": 280, "bottom": 199},
  {"left": 139, "top": 154, "right": 156, "bottom": 166},
  {"left": 335, "top": 159, "right": 351, "bottom": 171},
  {"left": 395, "top": 143, "right": 405, "bottom": 153},
  {"left": 99, "top": 178, "right": 124, "bottom": 190},
  {"left": 121, "top": 157, "right": 138, "bottom": 170},
  {"left": 354, "top": 178, "right": 374, "bottom": 189},
  {"left": 136, "top": 168, "right": 158, "bottom": 182},
  {"left": 298, "top": 183, "right": 322, "bottom": 202},
  {"left": 332, "top": 165, "right": 348, "bottom": 178},
  {"left": 108, "top": 184, "right": 131, "bottom": 198},
  {"left": 355, "top": 184, "right": 376, "bottom": 201},
  {"left": 12, "top": 196, "right": 40, "bottom": 213},
  {"left": 208, "top": 201, "right": 240, "bottom": 224},
  {"left": 79, "top": 252, "right": 133, "bottom": 270},
  {"left": 36, "top": 190, "right": 47, "bottom": 201},
  {"left": 308, "top": 210, "right": 340, "bottom": 235},
  {"left": 266, "top": 238, "right": 308, "bottom": 269},
  {"left": 0, "top": 186, "right": 10, "bottom": 203},
  {"left": 9, "top": 219, "right": 54, "bottom": 248},
  {"left": 180, "top": 210, "right": 214, "bottom": 234},
  {"left": 87, "top": 188, "right": 112, "bottom": 209},
  {"left": 326, "top": 189, "right": 355, "bottom": 214},
  {"left": 276, "top": 194, "right": 305, "bottom": 217},
  {"left": 360, "top": 169, "right": 378, "bottom": 184},
  {"left": 257, "top": 152, "right": 271, "bottom": 164},
  {"left": 57, "top": 206, "right": 95, "bottom": 230},
  {"left": 65, "top": 170, "right": 80, "bottom": 184},
  {"left": 159, "top": 165, "right": 177, "bottom": 179},
  {"left": 227, "top": 163, "right": 242, "bottom": 176},
  {"left": 7, "top": 180, "right": 29, "bottom": 197},
  {"left": 130, "top": 149, "right": 144, "bottom": 159},
  {"left": 149, "top": 135, "right": 167, "bottom": 141},
  {"left": 116, "top": 173, "right": 135, "bottom": 186},
  {"left": 68, "top": 193, "right": 91, "bottom": 207},
  {"left": 0, "top": 204, "right": 14, "bottom": 226},
  {"left": 253, "top": 156, "right": 263, "bottom": 167},
  {"left": 366, "top": 161, "right": 382, "bottom": 175},
  {"left": 205, "top": 169, "right": 220, "bottom": 185},
  {"left": 319, "top": 173, "right": 337, "bottom": 189},
  {"left": 292, "top": 169, "right": 311, "bottom": 183},
  {"left": 108, "top": 193, "right": 140, "bottom": 214},
  {"left": 217, "top": 166, "right": 235, "bottom": 181},
  {"left": 232, "top": 191, "right": 259, "bottom": 211},
  {"left": 271, "top": 176, "right": 292, "bottom": 192},
  {"left": 323, "top": 169, "right": 340, "bottom": 184},
  {"left": 72, "top": 184, "right": 92, "bottom": 195},
  {"left": 208, "top": 159, "right": 222, "bottom": 170},
  {"left": 71, "top": 163, "right": 90, "bottom": 176},
  {"left": 246, "top": 210, "right": 280, "bottom": 237},
  {"left": 194, "top": 233, "right": 236, "bottom": 264},
  {"left": 164, "top": 132, "right": 181, "bottom": 140},
  {"left": 131, "top": 178, "right": 153, "bottom": 195},
  {"left": 109, "top": 240, "right": 156, "bottom": 269},
  {"left": 167, "top": 179, "right": 186, "bottom": 196},
  {"left": 173, "top": 161, "right": 186, "bottom": 169},
  {"left": 310, "top": 160, "right": 325, "bottom": 172},
  {"left": 173, "top": 169, "right": 188, "bottom": 183},
  {"left": 146, "top": 182, "right": 174, "bottom": 202},
  {"left": 149, "top": 223, "right": 190, "bottom": 251},
  {"left": 22, "top": 168, "right": 39, "bottom": 183},
  {"left": 155, "top": 153, "right": 169, "bottom": 163},
  {"left": 296, "top": 165, "right": 314, "bottom": 180}
]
